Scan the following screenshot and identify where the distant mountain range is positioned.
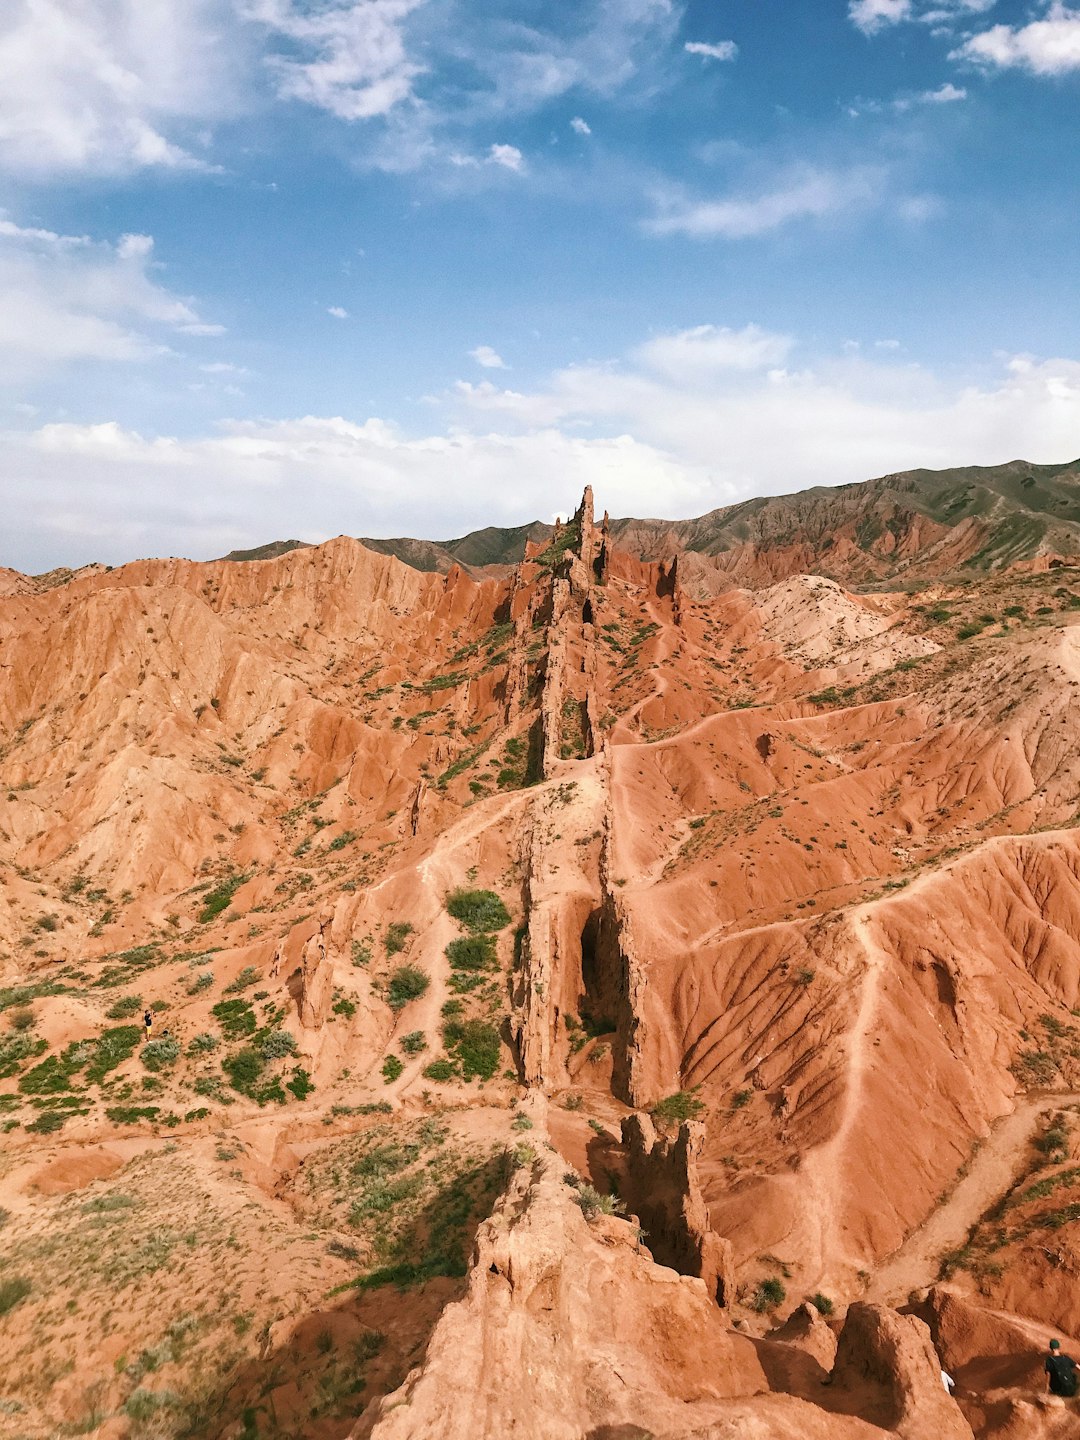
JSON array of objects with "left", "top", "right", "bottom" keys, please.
[{"left": 220, "top": 458, "right": 1080, "bottom": 588}]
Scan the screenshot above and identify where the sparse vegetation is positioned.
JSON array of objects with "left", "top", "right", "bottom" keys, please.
[
  {"left": 383, "top": 922, "right": 413, "bottom": 956},
  {"left": 198, "top": 873, "right": 248, "bottom": 924},
  {"left": 651, "top": 1090, "right": 705, "bottom": 1124}
]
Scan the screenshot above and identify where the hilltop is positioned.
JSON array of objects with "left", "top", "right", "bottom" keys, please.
[{"left": 0, "top": 487, "right": 1079, "bottom": 1438}]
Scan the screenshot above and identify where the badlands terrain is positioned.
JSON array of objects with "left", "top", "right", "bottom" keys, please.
[{"left": 1, "top": 465, "right": 1080, "bottom": 1438}]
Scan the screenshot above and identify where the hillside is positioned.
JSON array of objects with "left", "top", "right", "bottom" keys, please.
[{"left": 0, "top": 489, "right": 1079, "bottom": 1438}]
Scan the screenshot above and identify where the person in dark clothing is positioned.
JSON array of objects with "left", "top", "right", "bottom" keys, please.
[
  {"left": 1046, "top": 1339, "right": 1078, "bottom": 1397},
  {"left": 143, "top": 1008, "right": 153, "bottom": 1042}
]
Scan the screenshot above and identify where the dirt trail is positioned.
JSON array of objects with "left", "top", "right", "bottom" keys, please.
[
  {"left": 796, "top": 909, "right": 889, "bottom": 1284},
  {"left": 867, "top": 1090, "right": 1080, "bottom": 1305}
]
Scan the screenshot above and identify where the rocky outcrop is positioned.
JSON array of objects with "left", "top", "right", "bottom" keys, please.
[
  {"left": 354, "top": 1150, "right": 888, "bottom": 1440},
  {"left": 298, "top": 914, "right": 335, "bottom": 1029},
  {"left": 620, "top": 1113, "right": 736, "bottom": 1307},
  {"left": 830, "top": 1302, "right": 975, "bottom": 1440},
  {"left": 769, "top": 1300, "right": 839, "bottom": 1372}
]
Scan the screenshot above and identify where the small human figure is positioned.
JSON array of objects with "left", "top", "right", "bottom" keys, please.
[
  {"left": 1046, "top": 1339, "right": 1078, "bottom": 1398},
  {"left": 941, "top": 1369, "right": 955, "bottom": 1396},
  {"left": 143, "top": 1008, "right": 153, "bottom": 1042}
]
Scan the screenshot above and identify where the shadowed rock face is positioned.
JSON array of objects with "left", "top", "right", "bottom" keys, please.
[{"left": 2, "top": 482, "right": 1080, "bottom": 1437}]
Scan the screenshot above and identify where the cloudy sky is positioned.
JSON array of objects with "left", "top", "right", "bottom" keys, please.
[{"left": 3, "top": 0, "right": 1080, "bottom": 569}]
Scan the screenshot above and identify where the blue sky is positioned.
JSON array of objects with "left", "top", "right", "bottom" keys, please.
[{"left": 3, "top": 0, "right": 1080, "bottom": 569}]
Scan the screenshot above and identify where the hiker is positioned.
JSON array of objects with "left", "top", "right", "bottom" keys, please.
[
  {"left": 941, "top": 1369, "right": 955, "bottom": 1396},
  {"left": 143, "top": 1008, "right": 153, "bottom": 1042},
  {"left": 1046, "top": 1339, "right": 1078, "bottom": 1398}
]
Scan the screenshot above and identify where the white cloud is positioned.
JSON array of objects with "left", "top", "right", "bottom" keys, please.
[
  {"left": 8, "top": 335, "right": 1080, "bottom": 572},
  {"left": 0, "top": 0, "right": 234, "bottom": 176},
  {"left": 684, "top": 40, "right": 738, "bottom": 61},
  {"left": 488, "top": 142, "right": 525, "bottom": 172},
  {"left": 449, "top": 334, "right": 1080, "bottom": 504},
  {"left": 849, "top": 80, "right": 968, "bottom": 115},
  {"left": 851, "top": 0, "right": 993, "bottom": 33},
  {"left": 570, "top": 116, "right": 592, "bottom": 135},
  {"left": 850, "top": 0, "right": 912, "bottom": 34},
  {"left": 242, "top": 0, "right": 425, "bottom": 121},
  {"left": 327, "top": 305, "right": 350, "bottom": 319},
  {"left": 918, "top": 81, "right": 967, "bottom": 102},
  {"left": 952, "top": 4, "right": 1080, "bottom": 74},
  {"left": 0, "top": 217, "right": 221, "bottom": 383},
  {"left": 634, "top": 324, "right": 793, "bottom": 378},
  {"left": 1, "top": 416, "right": 703, "bottom": 569},
  {"left": 645, "top": 167, "right": 882, "bottom": 239},
  {"left": 241, "top": 0, "right": 678, "bottom": 173},
  {"left": 469, "top": 345, "right": 507, "bottom": 369}
]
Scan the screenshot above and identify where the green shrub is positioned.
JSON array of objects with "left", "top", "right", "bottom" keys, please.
[
  {"left": 223, "top": 1047, "right": 264, "bottom": 1094},
  {"left": 445, "top": 935, "right": 497, "bottom": 972},
  {"left": 810, "top": 1292, "right": 834, "bottom": 1315},
  {"left": 383, "top": 922, "right": 413, "bottom": 956},
  {"left": 400, "top": 1030, "right": 426, "bottom": 1055},
  {"left": 0, "top": 1277, "right": 31, "bottom": 1316},
  {"left": 651, "top": 1090, "right": 705, "bottom": 1124},
  {"left": 575, "top": 1184, "right": 625, "bottom": 1219},
  {"left": 261, "top": 1030, "right": 297, "bottom": 1060},
  {"left": 730, "top": 1089, "right": 753, "bottom": 1110},
  {"left": 382, "top": 1055, "right": 403, "bottom": 1084},
  {"left": 750, "top": 1277, "right": 786, "bottom": 1312},
  {"left": 0, "top": 1031, "right": 45, "bottom": 1078},
  {"left": 287, "top": 1068, "right": 314, "bottom": 1100},
  {"left": 124, "top": 1388, "right": 177, "bottom": 1422},
  {"left": 212, "top": 999, "right": 256, "bottom": 1040},
  {"left": 187, "top": 1032, "right": 219, "bottom": 1055},
  {"left": 387, "top": 966, "right": 428, "bottom": 1010},
  {"left": 106, "top": 1105, "right": 160, "bottom": 1124},
  {"left": 106, "top": 995, "right": 141, "bottom": 1020},
  {"left": 443, "top": 1019, "right": 500, "bottom": 1081},
  {"left": 332, "top": 994, "right": 357, "bottom": 1019},
  {"left": 8, "top": 1006, "right": 35, "bottom": 1032},
  {"left": 27, "top": 1110, "right": 67, "bottom": 1134},
  {"left": 224, "top": 966, "right": 260, "bottom": 995},
  {"left": 445, "top": 888, "right": 510, "bottom": 934},
  {"left": 422, "top": 1059, "right": 456, "bottom": 1082},
  {"left": 141, "top": 1037, "right": 180, "bottom": 1072}
]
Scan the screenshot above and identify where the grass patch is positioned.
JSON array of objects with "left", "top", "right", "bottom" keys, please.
[
  {"left": 445, "top": 935, "right": 497, "bottom": 972},
  {"left": 211, "top": 999, "right": 257, "bottom": 1040},
  {"left": 445, "top": 889, "right": 510, "bottom": 934},
  {"left": 651, "top": 1090, "right": 705, "bottom": 1124},
  {"left": 442, "top": 1018, "right": 501, "bottom": 1082},
  {"left": 0, "top": 1277, "right": 31, "bottom": 1316},
  {"left": 198, "top": 873, "right": 249, "bottom": 924}
]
